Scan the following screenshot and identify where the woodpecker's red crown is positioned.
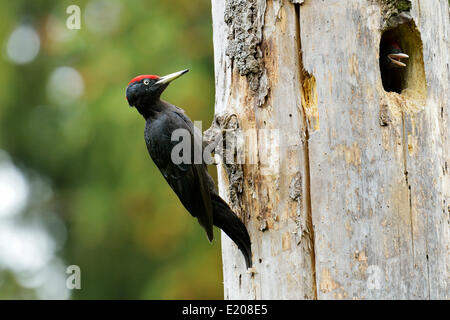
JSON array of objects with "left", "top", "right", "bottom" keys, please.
[
  {"left": 127, "top": 75, "right": 159, "bottom": 86},
  {"left": 390, "top": 40, "right": 401, "bottom": 51}
]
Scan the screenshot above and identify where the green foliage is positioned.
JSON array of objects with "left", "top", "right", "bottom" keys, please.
[
  {"left": 380, "top": 0, "right": 412, "bottom": 18},
  {"left": 0, "top": 0, "right": 221, "bottom": 299},
  {"left": 395, "top": 0, "right": 412, "bottom": 11}
]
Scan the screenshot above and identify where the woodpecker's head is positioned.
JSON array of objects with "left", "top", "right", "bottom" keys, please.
[
  {"left": 126, "top": 69, "right": 189, "bottom": 107},
  {"left": 382, "top": 40, "right": 409, "bottom": 69}
]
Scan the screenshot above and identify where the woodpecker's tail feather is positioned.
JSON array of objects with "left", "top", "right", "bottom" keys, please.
[{"left": 211, "top": 194, "right": 252, "bottom": 268}]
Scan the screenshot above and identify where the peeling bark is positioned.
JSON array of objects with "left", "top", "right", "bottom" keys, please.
[{"left": 224, "top": 0, "right": 266, "bottom": 93}]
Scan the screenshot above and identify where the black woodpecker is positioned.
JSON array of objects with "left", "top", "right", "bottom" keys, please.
[
  {"left": 126, "top": 69, "right": 252, "bottom": 268},
  {"left": 380, "top": 39, "right": 409, "bottom": 93}
]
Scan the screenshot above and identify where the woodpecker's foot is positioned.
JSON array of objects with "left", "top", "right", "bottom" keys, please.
[{"left": 203, "top": 113, "right": 239, "bottom": 160}]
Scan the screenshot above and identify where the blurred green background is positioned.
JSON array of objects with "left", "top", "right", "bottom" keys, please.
[{"left": 0, "top": 0, "right": 223, "bottom": 299}]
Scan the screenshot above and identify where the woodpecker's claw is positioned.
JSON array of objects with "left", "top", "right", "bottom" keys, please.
[
  {"left": 388, "top": 53, "right": 409, "bottom": 67},
  {"left": 246, "top": 266, "right": 257, "bottom": 275}
]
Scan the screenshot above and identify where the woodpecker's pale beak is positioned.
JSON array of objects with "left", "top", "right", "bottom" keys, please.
[
  {"left": 155, "top": 69, "right": 189, "bottom": 85},
  {"left": 388, "top": 53, "right": 409, "bottom": 67}
]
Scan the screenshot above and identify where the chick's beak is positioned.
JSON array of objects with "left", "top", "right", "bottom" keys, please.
[
  {"left": 155, "top": 69, "right": 189, "bottom": 85},
  {"left": 388, "top": 52, "right": 409, "bottom": 67}
]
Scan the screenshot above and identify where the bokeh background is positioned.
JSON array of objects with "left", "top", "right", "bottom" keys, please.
[{"left": 0, "top": 0, "right": 222, "bottom": 299}]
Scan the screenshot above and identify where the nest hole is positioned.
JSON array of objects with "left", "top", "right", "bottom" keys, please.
[{"left": 379, "top": 20, "right": 427, "bottom": 98}]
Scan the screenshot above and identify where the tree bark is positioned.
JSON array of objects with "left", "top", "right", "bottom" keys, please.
[{"left": 211, "top": 0, "right": 449, "bottom": 299}]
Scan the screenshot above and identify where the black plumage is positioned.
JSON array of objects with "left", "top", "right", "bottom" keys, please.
[{"left": 126, "top": 70, "right": 252, "bottom": 268}]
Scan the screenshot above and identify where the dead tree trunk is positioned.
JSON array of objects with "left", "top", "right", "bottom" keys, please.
[{"left": 210, "top": 0, "right": 449, "bottom": 299}]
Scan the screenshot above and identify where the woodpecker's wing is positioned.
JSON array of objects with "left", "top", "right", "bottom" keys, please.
[{"left": 144, "top": 108, "right": 214, "bottom": 241}]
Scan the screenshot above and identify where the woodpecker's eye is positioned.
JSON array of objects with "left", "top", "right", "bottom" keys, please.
[{"left": 143, "top": 79, "right": 150, "bottom": 85}]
